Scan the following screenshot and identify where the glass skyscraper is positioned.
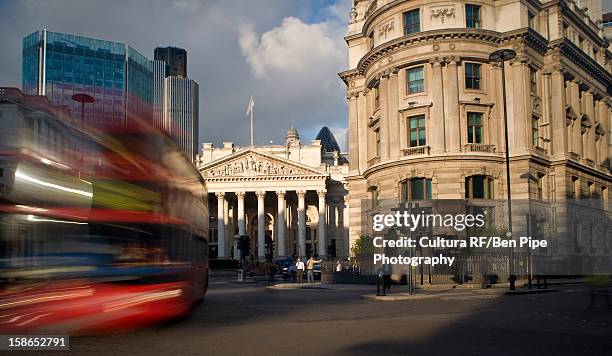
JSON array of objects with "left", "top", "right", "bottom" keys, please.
[
  {"left": 152, "top": 47, "right": 199, "bottom": 162},
  {"left": 22, "top": 30, "right": 153, "bottom": 127}
]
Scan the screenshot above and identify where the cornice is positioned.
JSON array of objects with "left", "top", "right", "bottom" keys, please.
[
  {"left": 355, "top": 27, "right": 611, "bottom": 92},
  {"left": 558, "top": 0, "right": 606, "bottom": 47},
  {"left": 550, "top": 38, "right": 612, "bottom": 91},
  {"left": 338, "top": 68, "right": 361, "bottom": 85},
  {"left": 357, "top": 29, "right": 502, "bottom": 75}
]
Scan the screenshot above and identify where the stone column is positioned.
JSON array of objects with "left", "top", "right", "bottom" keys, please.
[
  {"left": 570, "top": 79, "right": 582, "bottom": 157},
  {"left": 388, "top": 69, "right": 400, "bottom": 159},
  {"left": 379, "top": 74, "right": 390, "bottom": 159},
  {"left": 236, "top": 192, "right": 245, "bottom": 236},
  {"left": 585, "top": 90, "right": 596, "bottom": 163},
  {"left": 297, "top": 190, "right": 306, "bottom": 258},
  {"left": 223, "top": 196, "right": 229, "bottom": 254},
  {"left": 276, "top": 191, "right": 286, "bottom": 258},
  {"left": 317, "top": 190, "right": 327, "bottom": 258},
  {"left": 509, "top": 58, "right": 529, "bottom": 152},
  {"left": 358, "top": 90, "right": 369, "bottom": 171},
  {"left": 348, "top": 93, "right": 359, "bottom": 174},
  {"left": 597, "top": 101, "right": 609, "bottom": 166},
  {"left": 256, "top": 191, "right": 266, "bottom": 260},
  {"left": 444, "top": 57, "right": 461, "bottom": 152},
  {"left": 430, "top": 58, "right": 445, "bottom": 153},
  {"left": 215, "top": 192, "right": 226, "bottom": 259},
  {"left": 550, "top": 69, "right": 567, "bottom": 157}
]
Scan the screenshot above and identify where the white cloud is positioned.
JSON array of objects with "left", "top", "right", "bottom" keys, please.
[
  {"left": 238, "top": 16, "right": 345, "bottom": 83},
  {"left": 330, "top": 127, "right": 348, "bottom": 152}
]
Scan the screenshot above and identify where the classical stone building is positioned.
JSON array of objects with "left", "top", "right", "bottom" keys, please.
[
  {"left": 339, "top": 0, "right": 611, "bottom": 271},
  {"left": 196, "top": 128, "right": 349, "bottom": 261}
]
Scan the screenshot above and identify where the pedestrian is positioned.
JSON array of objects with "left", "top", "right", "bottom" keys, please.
[
  {"left": 295, "top": 257, "right": 305, "bottom": 284},
  {"left": 336, "top": 259, "right": 342, "bottom": 272},
  {"left": 306, "top": 256, "right": 322, "bottom": 283}
]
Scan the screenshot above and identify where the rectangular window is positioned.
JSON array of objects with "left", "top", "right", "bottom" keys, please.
[
  {"left": 528, "top": 11, "right": 536, "bottom": 30},
  {"left": 465, "top": 63, "right": 481, "bottom": 89},
  {"left": 374, "top": 128, "right": 381, "bottom": 157},
  {"left": 465, "top": 175, "right": 493, "bottom": 199},
  {"left": 466, "top": 4, "right": 481, "bottom": 29},
  {"left": 530, "top": 69, "right": 537, "bottom": 94},
  {"left": 532, "top": 116, "right": 539, "bottom": 147},
  {"left": 408, "top": 115, "right": 426, "bottom": 147},
  {"left": 572, "top": 176, "right": 580, "bottom": 199},
  {"left": 587, "top": 182, "right": 594, "bottom": 199},
  {"left": 404, "top": 9, "right": 420, "bottom": 35},
  {"left": 467, "top": 112, "right": 483, "bottom": 144},
  {"left": 407, "top": 66, "right": 424, "bottom": 94},
  {"left": 374, "top": 85, "right": 380, "bottom": 110},
  {"left": 403, "top": 178, "right": 432, "bottom": 200},
  {"left": 536, "top": 176, "right": 544, "bottom": 200}
]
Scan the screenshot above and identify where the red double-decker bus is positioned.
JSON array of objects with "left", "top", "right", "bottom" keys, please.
[{"left": 0, "top": 88, "right": 208, "bottom": 334}]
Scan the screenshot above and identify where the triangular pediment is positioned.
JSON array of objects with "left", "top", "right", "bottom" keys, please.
[{"left": 200, "top": 149, "right": 328, "bottom": 178}]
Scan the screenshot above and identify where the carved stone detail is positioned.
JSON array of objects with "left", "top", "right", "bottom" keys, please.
[
  {"left": 378, "top": 20, "right": 394, "bottom": 41},
  {"left": 430, "top": 5, "right": 455, "bottom": 23},
  {"left": 202, "top": 153, "right": 317, "bottom": 177}
]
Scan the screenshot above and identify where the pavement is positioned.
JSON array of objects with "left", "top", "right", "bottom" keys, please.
[{"left": 57, "top": 280, "right": 611, "bottom": 356}]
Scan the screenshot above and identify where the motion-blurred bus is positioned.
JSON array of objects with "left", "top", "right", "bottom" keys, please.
[{"left": 0, "top": 88, "right": 208, "bottom": 334}]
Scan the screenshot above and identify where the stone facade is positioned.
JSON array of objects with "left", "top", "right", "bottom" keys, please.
[
  {"left": 340, "top": 0, "right": 611, "bottom": 262},
  {"left": 197, "top": 129, "right": 349, "bottom": 261}
]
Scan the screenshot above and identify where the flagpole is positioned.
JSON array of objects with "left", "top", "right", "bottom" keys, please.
[{"left": 250, "top": 103, "right": 254, "bottom": 147}]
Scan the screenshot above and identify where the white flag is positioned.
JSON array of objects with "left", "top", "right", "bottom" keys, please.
[{"left": 245, "top": 95, "right": 254, "bottom": 117}]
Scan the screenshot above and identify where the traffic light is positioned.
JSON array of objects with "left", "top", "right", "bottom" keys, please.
[
  {"left": 265, "top": 238, "right": 274, "bottom": 262},
  {"left": 238, "top": 235, "right": 250, "bottom": 257}
]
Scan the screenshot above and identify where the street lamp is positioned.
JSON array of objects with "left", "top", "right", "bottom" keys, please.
[
  {"left": 520, "top": 172, "right": 537, "bottom": 290},
  {"left": 71, "top": 93, "right": 94, "bottom": 170},
  {"left": 71, "top": 93, "right": 94, "bottom": 126},
  {"left": 489, "top": 48, "right": 517, "bottom": 290}
]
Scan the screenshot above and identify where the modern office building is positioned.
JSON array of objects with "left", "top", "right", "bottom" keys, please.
[
  {"left": 154, "top": 46, "right": 187, "bottom": 78},
  {"left": 152, "top": 59, "right": 168, "bottom": 130},
  {"left": 340, "top": 0, "right": 611, "bottom": 274},
  {"left": 22, "top": 30, "right": 154, "bottom": 128},
  {"left": 164, "top": 76, "right": 199, "bottom": 161},
  {"left": 152, "top": 47, "right": 199, "bottom": 162}
]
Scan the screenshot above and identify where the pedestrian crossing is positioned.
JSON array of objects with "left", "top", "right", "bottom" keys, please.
[{"left": 440, "top": 292, "right": 502, "bottom": 301}]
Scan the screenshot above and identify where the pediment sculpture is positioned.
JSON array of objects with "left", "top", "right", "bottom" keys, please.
[{"left": 202, "top": 153, "right": 320, "bottom": 178}]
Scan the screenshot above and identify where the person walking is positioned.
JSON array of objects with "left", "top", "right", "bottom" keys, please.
[
  {"left": 295, "top": 257, "right": 305, "bottom": 284},
  {"left": 336, "top": 259, "right": 342, "bottom": 272},
  {"left": 306, "top": 256, "right": 322, "bottom": 283}
]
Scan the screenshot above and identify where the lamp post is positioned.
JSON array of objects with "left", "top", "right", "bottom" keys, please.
[
  {"left": 489, "top": 48, "right": 517, "bottom": 290},
  {"left": 520, "top": 172, "right": 537, "bottom": 289},
  {"left": 71, "top": 93, "right": 94, "bottom": 126},
  {"left": 71, "top": 93, "right": 94, "bottom": 171}
]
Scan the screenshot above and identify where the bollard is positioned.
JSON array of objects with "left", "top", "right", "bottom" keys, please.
[{"left": 377, "top": 270, "right": 385, "bottom": 296}]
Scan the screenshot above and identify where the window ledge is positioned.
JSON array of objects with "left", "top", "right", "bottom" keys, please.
[
  {"left": 402, "top": 146, "right": 429, "bottom": 156},
  {"left": 464, "top": 143, "right": 495, "bottom": 153}
]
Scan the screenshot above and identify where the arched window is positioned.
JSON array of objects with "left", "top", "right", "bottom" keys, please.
[
  {"left": 401, "top": 178, "right": 432, "bottom": 201},
  {"left": 465, "top": 175, "right": 494, "bottom": 199}
]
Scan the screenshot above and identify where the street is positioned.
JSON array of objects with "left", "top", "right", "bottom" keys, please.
[{"left": 66, "top": 282, "right": 612, "bottom": 355}]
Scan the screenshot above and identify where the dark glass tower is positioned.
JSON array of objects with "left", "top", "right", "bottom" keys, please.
[
  {"left": 154, "top": 46, "right": 187, "bottom": 78},
  {"left": 316, "top": 126, "right": 342, "bottom": 153},
  {"left": 22, "top": 30, "right": 153, "bottom": 127}
]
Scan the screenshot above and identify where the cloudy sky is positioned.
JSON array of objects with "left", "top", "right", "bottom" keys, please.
[{"left": 0, "top": 0, "right": 352, "bottom": 150}]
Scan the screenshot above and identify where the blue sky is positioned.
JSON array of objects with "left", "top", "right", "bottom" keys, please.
[{"left": 0, "top": 0, "right": 352, "bottom": 150}]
